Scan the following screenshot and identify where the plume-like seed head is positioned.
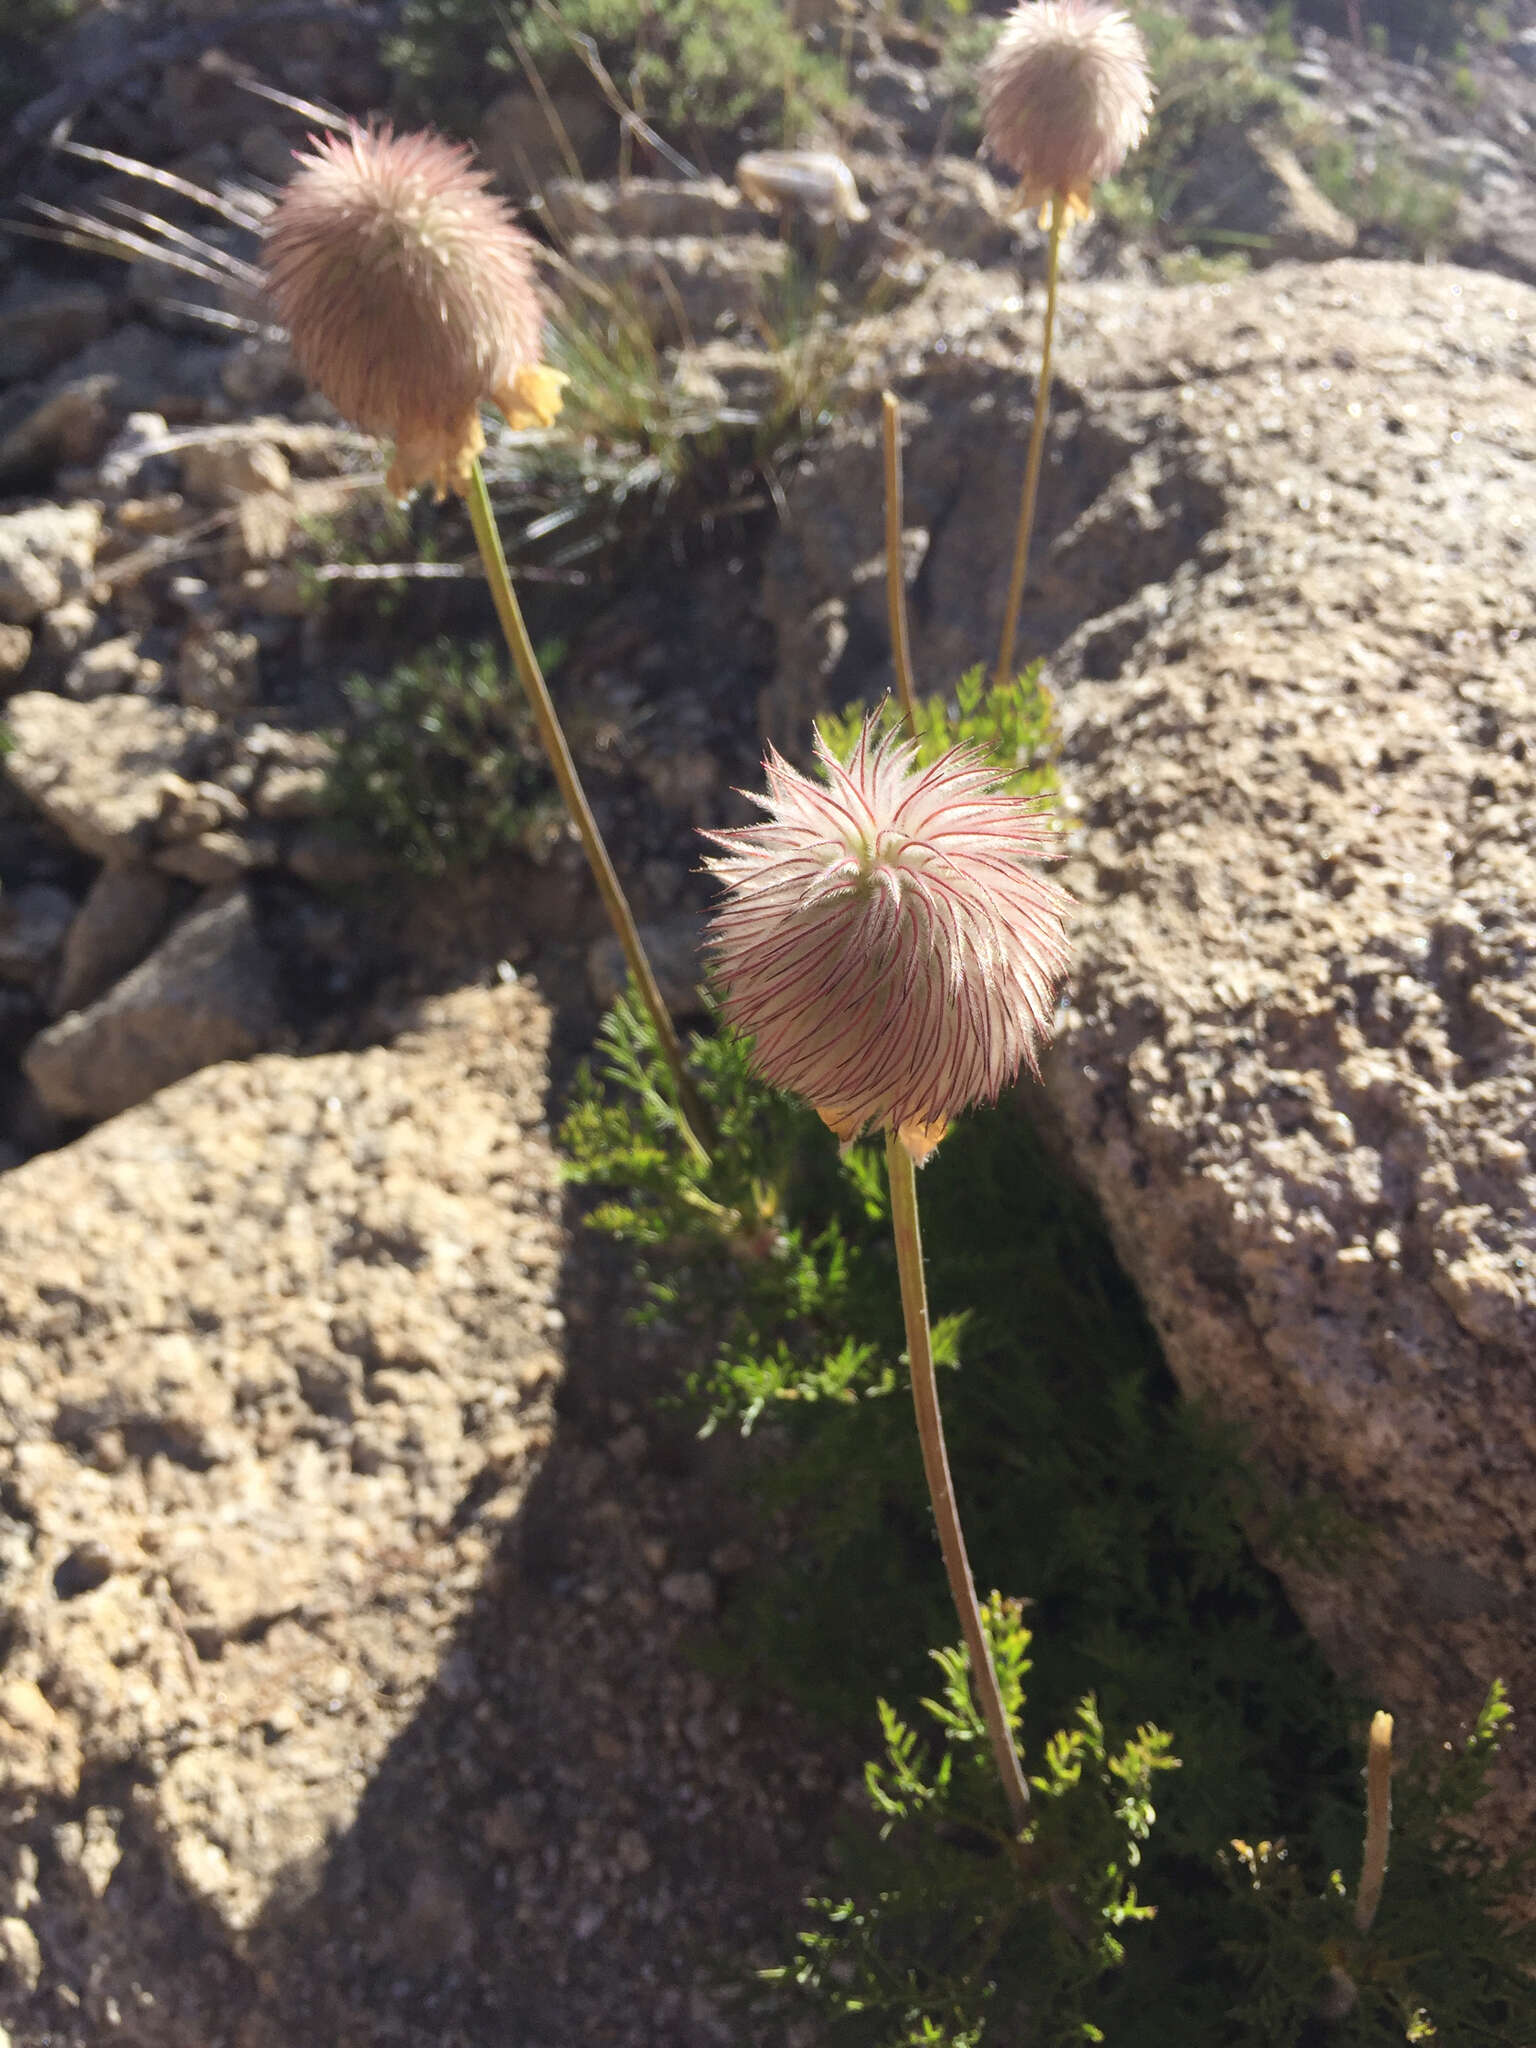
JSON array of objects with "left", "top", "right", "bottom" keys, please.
[
  {"left": 980, "top": 0, "right": 1153, "bottom": 218},
  {"left": 704, "top": 717, "right": 1072, "bottom": 1161},
  {"left": 262, "top": 123, "right": 565, "bottom": 499}
]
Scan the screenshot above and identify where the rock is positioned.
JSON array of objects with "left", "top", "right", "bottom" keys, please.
[
  {"left": 32, "top": 600, "right": 95, "bottom": 675},
  {"left": 0, "top": 981, "right": 561, "bottom": 1936},
  {"left": 586, "top": 915, "right": 707, "bottom": 1016},
  {"left": 0, "top": 378, "right": 117, "bottom": 490},
  {"left": 3, "top": 692, "right": 220, "bottom": 862},
  {"left": 0, "top": 275, "right": 113, "bottom": 384},
  {"left": 568, "top": 234, "right": 790, "bottom": 340},
  {"left": 1171, "top": 125, "right": 1358, "bottom": 261},
  {"left": 62, "top": 634, "right": 158, "bottom": 701},
  {"left": 53, "top": 863, "right": 178, "bottom": 1017},
  {"left": 0, "top": 626, "right": 31, "bottom": 688},
  {"left": 0, "top": 505, "right": 102, "bottom": 626},
  {"left": 154, "top": 830, "right": 274, "bottom": 886},
  {"left": 178, "top": 435, "right": 291, "bottom": 503},
  {"left": 24, "top": 888, "right": 282, "bottom": 1121},
  {"left": 0, "top": 1917, "right": 41, "bottom": 1995},
  {"left": 219, "top": 337, "right": 302, "bottom": 409},
  {"left": 541, "top": 177, "right": 746, "bottom": 243},
  {"left": 0, "top": 885, "right": 77, "bottom": 995},
  {"left": 175, "top": 626, "right": 260, "bottom": 714},
  {"left": 0, "top": 1679, "right": 81, "bottom": 1803},
  {"left": 477, "top": 87, "right": 611, "bottom": 196},
  {"left": 758, "top": 257, "right": 1536, "bottom": 1856}
]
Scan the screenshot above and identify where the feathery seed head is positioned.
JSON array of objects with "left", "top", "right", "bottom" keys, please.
[
  {"left": 980, "top": 0, "right": 1153, "bottom": 219},
  {"left": 262, "top": 123, "right": 565, "bottom": 499},
  {"left": 704, "top": 717, "right": 1071, "bottom": 1162}
]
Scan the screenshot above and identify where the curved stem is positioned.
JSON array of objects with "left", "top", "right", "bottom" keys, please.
[
  {"left": 881, "top": 389, "right": 919, "bottom": 730},
  {"left": 465, "top": 457, "right": 710, "bottom": 1163},
  {"left": 884, "top": 1131, "right": 1031, "bottom": 1836},
  {"left": 993, "top": 191, "right": 1064, "bottom": 693}
]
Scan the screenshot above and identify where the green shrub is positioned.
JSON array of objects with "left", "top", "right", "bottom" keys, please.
[
  {"left": 386, "top": 0, "right": 843, "bottom": 159},
  {"left": 323, "top": 640, "right": 557, "bottom": 876},
  {"left": 562, "top": 668, "right": 1532, "bottom": 2040},
  {"left": 565, "top": 984, "right": 1536, "bottom": 2045},
  {"left": 1307, "top": 135, "right": 1461, "bottom": 260}
]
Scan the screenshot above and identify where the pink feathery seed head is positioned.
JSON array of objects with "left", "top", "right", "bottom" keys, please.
[
  {"left": 703, "top": 716, "right": 1072, "bottom": 1163},
  {"left": 980, "top": 0, "right": 1153, "bottom": 218},
  {"left": 261, "top": 122, "right": 567, "bottom": 499}
]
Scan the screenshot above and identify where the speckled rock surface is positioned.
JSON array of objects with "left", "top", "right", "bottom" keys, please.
[
  {"left": 0, "top": 980, "right": 839, "bottom": 2048},
  {"left": 0, "top": 985, "right": 563, "bottom": 1976},
  {"left": 764, "top": 257, "right": 1536, "bottom": 1848},
  {"left": 1043, "top": 260, "right": 1536, "bottom": 1852}
]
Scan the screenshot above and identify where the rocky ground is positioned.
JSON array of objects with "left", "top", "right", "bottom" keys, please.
[{"left": 0, "top": 0, "right": 1535, "bottom": 2043}]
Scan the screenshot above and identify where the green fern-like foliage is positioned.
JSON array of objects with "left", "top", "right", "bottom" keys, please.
[
  {"left": 562, "top": 683, "right": 1533, "bottom": 2044},
  {"left": 1219, "top": 1683, "right": 1536, "bottom": 2045},
  {"left": 323, "top": 639, "right": 557, "bottom": 876},
  {"left": 818, "top": 663, "right": 1059, "bottom": 802},
  {"left": 766, "top": 1596, "right": 1178, "bottom": 2047},
  {"left": 387, "top": 0, "right": 843, "bottom": 153}
]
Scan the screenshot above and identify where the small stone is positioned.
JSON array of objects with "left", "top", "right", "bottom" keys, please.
[
  {"left": 0, "top": 623, "right": 31, "bottom": 685},
  {"left": 155, "top": 831, "right": 271, "bottom": 887},
  {"left": 0, "top": 503, "right": 102, "bottom": 625},
  {"left": 176, "top": 627, "right": 260, "bottom": 715},
  {"left": 0, "top": 1916, "right": 42, "bottom": 1994},
  {"left": 24, "top": 887, "right": 283, "bottom": 1122},
  {"left": 53, "top": 863, "right": 177, "bottom": 1015},
  {"left": 0, "top": 377, "right": 116, "bottom": 489},
  {"left": 615, "top": 1828, "right": 652, "bottom": 1875},
  {"left": 179, "top": 436, "right": 291, "bottom": 504},
  {"left": 0, "top": 1678, "right": 82, "bottom": 1801},
  {"left": 0, "top": 883, "right": 77, "bottom": 993},
  {"left": 659, "top": 1569, "right": 716, "bottom": 1615},
  {"left": 4, "top": 691, "right": 220, "bottom": 862},
  {"left": 34, "top": 598, "right": 94, "bottom": 669},
  {"left": 63, "top": 634, "right": 152, "bottom": 700},
  {"left": 52, "top": 1807, "right": 122, "bottom": 1900}
]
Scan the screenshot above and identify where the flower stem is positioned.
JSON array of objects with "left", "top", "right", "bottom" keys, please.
[
  {"left": 993, "top": 191, "right": 1064, "bottom": 693},
  {"left": 1354, "top": 1710, "right": 1394, "bottom": 1934},
  {"left": 884, "top": 1131, "right": 1032, "bottom": 1835},
  {"left": 881, "top": 389, "right": 919, "bottom": 730},
  {"left": 465, "top": 456, "right": 711, "bottom": 1163}
]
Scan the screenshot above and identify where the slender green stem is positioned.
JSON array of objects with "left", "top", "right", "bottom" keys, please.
[
  {"left": 881, "top": 389, "right": 919, "bottom": 730},
  {"left": 1354, "top": 1710, "right": 1394, "bottom": 1934},
  {"left": 884, "top": 1131, "right": 1032, "bottom": 1836},
  {"left": 465, "top": 457, "right": 710, "bottom": 1163},
  {"left": 993, "top": 191, "right": 1064, "bottom": 693}
]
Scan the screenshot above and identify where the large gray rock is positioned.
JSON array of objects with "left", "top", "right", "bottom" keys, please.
[
  {"left": 0, "top": 506, "right": 102, "bottom": 627},
  {"left": 25, "top": 889, "right": 282, "bottom": 1121},
  {"left": 0, "top": 984, "right": 562, "bottom": 1941},
  {"left": 758, "top": 258, "right": 1536, "bottom": 1853}
]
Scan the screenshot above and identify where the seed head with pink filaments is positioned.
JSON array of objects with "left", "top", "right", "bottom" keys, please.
[
  {"left": 262, "top": 123, "right": 566, "bottom": 499},
  {"left": 704, "top": 718, "right": 1071, "bottom": 1161},
  {"left": 980, "top": 0, "right": 1153, "bottom": 218}
]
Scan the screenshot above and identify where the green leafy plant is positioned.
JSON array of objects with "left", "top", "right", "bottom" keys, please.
[
  {"left": 819, "top": 664, "right": 1058, "bottom": 803},
  {"left": 766, "top": 1596, "right": 1179, "bottom": 2047},
  {"left": 1306, "top": 135, "right": 1461, "bottom": 260},
  {"left": 322, "top": 639, "right": 557, "bottom": 876},
  {"left": 387, "top": 0, "right": 843, "bottom": 157},
  {"left": 1220, "top": 1685, "right": 1536, "bottom": 2043}
]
